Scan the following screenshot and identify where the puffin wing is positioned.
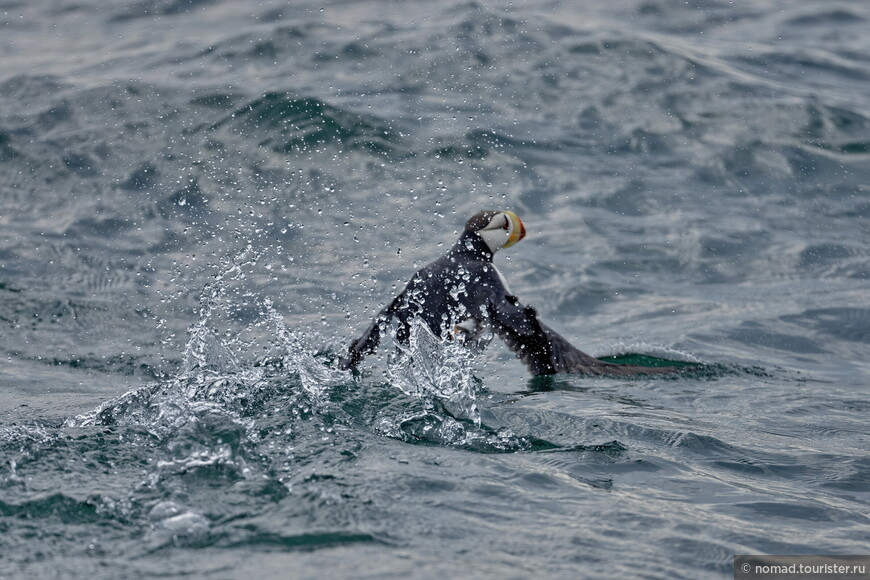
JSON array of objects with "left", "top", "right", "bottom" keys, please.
[
  {"left": 489, "top": 294, "right": 678, "bottom": 377},
  {"left": 537, "top": 320, "right": 678, "bottom": 376},
  {"left": 340, "top": 292, "right": 405, "bottom": 370},
  {"left": 487, "top": 295, "right": 556, "bottom": 375}
]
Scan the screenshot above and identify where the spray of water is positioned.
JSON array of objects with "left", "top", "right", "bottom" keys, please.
[
  {"left": 386, "top": 319, "right": 480, "bottom": 424},
  {"left": 61, "top": 243, "right": 542, "bottom": 460},
  {"left": 69, "top": 245, "right": 349, "bottom": 434}
]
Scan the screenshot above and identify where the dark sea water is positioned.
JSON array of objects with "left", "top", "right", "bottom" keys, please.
[{"left": 2, "top": 0, "right": 869, "bottom": 578}]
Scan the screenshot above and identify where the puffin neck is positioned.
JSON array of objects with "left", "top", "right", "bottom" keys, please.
[{"left": 449, "top": 230, "right": 494, "bottom": 261}]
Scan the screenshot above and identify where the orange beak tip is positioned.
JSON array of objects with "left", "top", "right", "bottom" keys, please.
[{"left": 502, "top": 211, "right": 526, "bottom": 248}]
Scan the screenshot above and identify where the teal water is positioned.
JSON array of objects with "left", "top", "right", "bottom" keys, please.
[{"left": 1, "top": 1, "right": 869, "bottom": 578}]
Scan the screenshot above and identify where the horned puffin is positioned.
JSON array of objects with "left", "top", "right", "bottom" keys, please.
[{"left": 341, "top": 210, "right": 676, "bottom": 376}]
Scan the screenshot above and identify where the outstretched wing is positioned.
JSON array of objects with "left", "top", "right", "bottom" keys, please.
[
  {"left": 489, "top": 294, "right": 678, "bottom": 377},
  {"left": 339, "top": 293, "right": 405, "bottom": 370}
]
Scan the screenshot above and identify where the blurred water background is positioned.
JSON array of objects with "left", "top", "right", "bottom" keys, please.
[{"left": 1, "top": 0, "right": 869, "bottom": 578}]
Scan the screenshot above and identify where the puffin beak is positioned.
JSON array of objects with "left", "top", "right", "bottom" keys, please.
[{"left": 502, "top": 211, "right": 526, "bottom": 248}]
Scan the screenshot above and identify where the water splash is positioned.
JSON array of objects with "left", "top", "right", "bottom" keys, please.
[
  {"left": 71, "top": 242, "right": 349, "bottom": 422},
  {"left": 180, "top": 283, "right": 244, "bottom": 381},
  {"left": 59, "top": 246, "right": 358, "bottom": 506},
  {"left": 146, "top": 501, "right": 211, "bottom": 548},
  {"left": 362, "top": 320, "right": 563, "bottom": 450},
  {"left": 261, "top": 296, "right": 349, "bottom": 404},
  {"left": 66, "top": 293, "right": 268, "bottom": 441},
  {"left": 386, "top": 320, "right": 481, "bottom": 426},
  {"left": 0, "top": 424, "right": 56, "bottom": 486}
]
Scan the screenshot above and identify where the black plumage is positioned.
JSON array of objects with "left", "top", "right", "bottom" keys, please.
[{"left": 341, "top": 211, "right": 677, "bottom": 376}]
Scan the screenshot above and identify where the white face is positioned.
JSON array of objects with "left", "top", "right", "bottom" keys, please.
[{"left": 476, "top": 211, "right": 525, "bottom": 253}]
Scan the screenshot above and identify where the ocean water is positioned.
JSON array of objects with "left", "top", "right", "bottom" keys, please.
[{"left": 1, "top": 0, "right": 869, "bottom": 578}]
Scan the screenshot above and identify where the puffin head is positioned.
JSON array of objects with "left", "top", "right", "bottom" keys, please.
[{"left": 465, "top": 210, "right": 526, "bottom": 254}]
